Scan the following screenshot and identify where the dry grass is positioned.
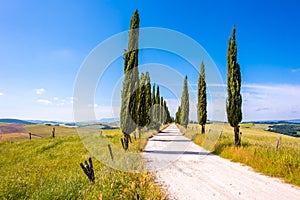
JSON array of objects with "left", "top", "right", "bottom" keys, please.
[{"left": 183, "top": 123, "right": 300, "bottom": 187}]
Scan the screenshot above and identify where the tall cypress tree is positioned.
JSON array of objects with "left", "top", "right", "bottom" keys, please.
[
  {"left": 145, "top": 72, "right": 151, "bottom": 126},
  {"left": 180, "top": 76, "right": 189, "bottom": 128},
  {"left": 197, "top": 62, "right": 207, "bottom": 134},
  {"left": 160, "top": 96, "right": 164, "bottom": 124},
  {"left": 137, "top": 73, "right": 147, "bottom": 128},
  {"left": 175, "top": 106, "right": 181, "bottom": 124},
  {"left": 226, "top": 25, "right": 242, "bottom": 146},
  {"left": 155, "top": 85, "right": 160, "bottom": 123},
  {"left": 120, "top": 10, "right": 140, "bottom": 142}
]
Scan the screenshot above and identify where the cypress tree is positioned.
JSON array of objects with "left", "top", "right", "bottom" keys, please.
[
  {"left": 163, "top": 100, "right": 172, "bottom": 124},
  {"left": 197, "top": 62, "right": 207, "bottom": 134},
  {"left": 180, "top": 76, "right": 189, "bottom": 128},
  {"left": 155, "top": 86, "right": 161, "bottom": 123},
  {"left": 137, "top": 73, "right": 147, "bottom": 128},
  {"left": 120, "top": 10, "right": 140, "bottom": 143},
  {"left": 151, "top": 85, "right": 156, "bottom": 121},
  {"left": 160, "top": 96, "right": 164, "bottom": 124},
  {"left": 145, "top": 72, "right": 151, "bottom": 126},
  {"left": 175, "top": 106, "right": 181, "bottom": 124},
  {"left": 226, "top": 25, "right": 242, "bottom": 146}
]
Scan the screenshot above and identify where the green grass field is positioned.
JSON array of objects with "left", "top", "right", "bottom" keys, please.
[
  {"left": 183, "top": 123, "right": 300, "bottom": 187},
  {"left": 0, "top": 125, "right": 167, "bottom": 199}
]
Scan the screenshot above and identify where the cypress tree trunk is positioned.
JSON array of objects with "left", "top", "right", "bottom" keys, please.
[
  {"left": 201, "top": 125, "right": 205, "bottom": 134},
  {"left": 234, "top": 126, "right": 240, "bottom": 145}
]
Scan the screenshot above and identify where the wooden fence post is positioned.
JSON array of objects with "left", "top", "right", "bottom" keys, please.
[
  {"left": 52, "top": 127, "right": 55, "bottom": 138},
  {"left": 276, "top": 136, "right": 281, "bottom": 151},
  {"left": 29, "top": 132, "right": 32, "bottom": 140},
  {"left": 107, "top": 144, "right": 114, "bottom": 162},
  {"left": 80, "top": 157, "right": 95, "bottom": 182}
]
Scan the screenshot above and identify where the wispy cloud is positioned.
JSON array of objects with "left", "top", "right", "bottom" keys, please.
[
  {"left": 291, "top": 68, "right": 300, "bottom": 73},
  {"left": 88, "top": 104, "right": 99, "bottom": 108},
  {"left": 0, "top": 92, "right": 3, "bottom": 96},
  {"left": 69, "top": 97, "right": 78, "bottom": 104},
  {"left": 242, "top": 83, "right": 300, "bottom": 121},
  {"left": 37, "top": 99, "right": 52, "bottom": 105},
  {"left": 36, "top": 88, "right": 45, "bottom": 95}
]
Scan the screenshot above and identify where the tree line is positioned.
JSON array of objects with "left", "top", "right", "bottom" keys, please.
[
  {"left": 121, "top": 10, "right": 242, "bottom": 146},
  {"left": 120, "top": 10, "right": 172, "bottom": 150}
]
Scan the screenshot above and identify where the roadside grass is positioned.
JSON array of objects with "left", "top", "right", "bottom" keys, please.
[
  {"left": 183, "top": 123, "right": 300, "bottom": 187},
  {"left": 0, "top": 127, "right": 167, "bottom": 199}
]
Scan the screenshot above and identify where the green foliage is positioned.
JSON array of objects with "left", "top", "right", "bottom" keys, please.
[
  {"left": 226, "top": 25, "right": 242, "bottom": 145},
  {"left": 120, "top": 10, "right": 140, "bottom": 136},
  {"left": 197, "top": 62, "right": 207, "bottom": 133},
  {"left": 163, "top": 100, "right": 172, "bottom": 124},
  {"left": 155, "top": 86, "right": 161, "bottom": 123},
  {"left": 145, "top": 72, "right": 152, "bottom": 126},
  {"left": 137, "top": 73, "right": 147, "bottom": 128},
  {"left": 268, "top": 124, "right": 300, "bottom": 137},
  {"left": 160, "top": 96, "right": 164, "bottom": 124},
  {"left": 180, "top": 76, "right": 189, "bottom": 128},
  {"left": 175, "top": 106, "right": 181, "bottom": 124}
]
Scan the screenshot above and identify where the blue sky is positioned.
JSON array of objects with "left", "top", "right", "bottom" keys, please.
[{"left": 0, "top": 0, "right": 300, "bottom": 121}]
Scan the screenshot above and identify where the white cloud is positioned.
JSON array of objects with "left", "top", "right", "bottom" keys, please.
[
  {"left": 69, "top": 97, "right": 78, "bottom": 104},
  {"left": 291, "top": 68, "right": 300, "bottom": 73},
  {"left": 242, "top": 84, "right": 300, "bottom": 121},
  {"left": 88, "top": 104, "right": 99, "bottom": 108},
  {"left": 37, "top": 99, "right": 52, "bottom": 105},
  {"left": 36, "top": 88, "right": 45, "bottom": 95},
  {"left": 0, "top": 92, "right": 3, "bottom": 96},
  {"left": 53, "top": 97, "right": 59, "bottom": 101},
  {"left": 56, "top": 99, "right": 66, "bottom": 106}
]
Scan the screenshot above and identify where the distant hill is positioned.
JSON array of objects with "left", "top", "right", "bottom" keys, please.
[
  {"left": 0, "top": 118, "right": 34, "bottom": 125},
  {"left": 98, "top": 118, "right": 120, "bottom": 123},
  {"left": 245, "top": 119, "right": 300, "bottom": 124}
]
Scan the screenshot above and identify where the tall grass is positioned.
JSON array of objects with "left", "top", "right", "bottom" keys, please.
[{"left": 0, "top": 128, "right": 167, "bottom": 199}]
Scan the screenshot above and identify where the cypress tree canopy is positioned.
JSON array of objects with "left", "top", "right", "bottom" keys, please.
[{"left": 180, "top": 76, "right": 189, "bottom": 128}]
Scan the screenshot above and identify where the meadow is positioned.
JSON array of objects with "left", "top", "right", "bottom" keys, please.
[
  {"left": 0, "top": 125, "right": 167, "bottom": 199},
  {"left": 183, "top": 122, "right": 300, "bottom": 187}
]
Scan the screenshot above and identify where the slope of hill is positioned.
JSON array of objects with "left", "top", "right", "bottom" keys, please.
[{"left": 0, "top": 118, "right": 34, "bottom": 125}]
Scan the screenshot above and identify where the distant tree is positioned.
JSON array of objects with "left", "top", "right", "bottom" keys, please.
[
  {"left": 226, "top": 25, "right": 242, "bottom": 146},
  {"left": 164, "top": 100, "right": 172, "bottom": 123},
  {"left": 155, "top": 85, "right": 161, "bottom": 123},
  {"left": 137, "top": 73, "right": 147, "bottom": 128},
  {"left": 151, "top": 85, "right": 156, "bottom": 123},
  {"left": 197, "top": 62, "right": 207, "bottom": 134},
  {"left": 120, "top": 10, "right": 140, "bottom": 147},
  {"left": 160, "top": 96, "right": 164, "bottom": 124},
  {"left": 175, "top": 106, "right": 181, "bottom": 124},
  {"left": 144, "top": 72, "right": 152, "bottom": 126},
  {"left": 180, "top": 76, "right": 189, "bottom": 128}
]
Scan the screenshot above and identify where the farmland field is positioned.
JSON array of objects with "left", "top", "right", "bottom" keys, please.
[{"left": 0, "top": 125, "right": 167, "bottom": 199}]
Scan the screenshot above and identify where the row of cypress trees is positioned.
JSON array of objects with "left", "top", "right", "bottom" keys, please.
[
  {"left": 120, "top": 10, "right": 172, "bottom": 149},
  {"left": 175, "top": 63, "right": 206, "bottom": 134},
  {"left": 175, "top": 26, "right": 242, "bottom": 145},
  {"left": 121, "top": 9, "right": 242, "bottom": 146}
]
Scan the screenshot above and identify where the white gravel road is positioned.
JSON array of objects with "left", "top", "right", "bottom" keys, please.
[{"left": 143, "top": 124, "right": 300, "bottom": 200}]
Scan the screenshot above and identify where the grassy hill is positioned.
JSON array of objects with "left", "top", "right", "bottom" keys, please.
[{"left": 0, "top": 127, "right": 166, "bottom": 199}]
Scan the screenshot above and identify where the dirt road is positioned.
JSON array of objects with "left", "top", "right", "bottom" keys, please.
[{"left": 143, "top": 124, "right": 300, "bottom": 200}]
